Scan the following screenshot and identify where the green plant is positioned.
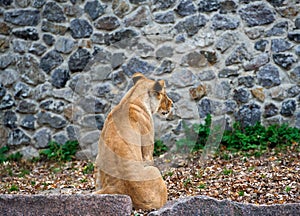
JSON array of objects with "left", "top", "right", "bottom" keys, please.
[
  {"left": 222, "top": 168, "right": 233, "bottom": 175},
  {"left": 285, "top": 186, "right": 291, "bottom": 193},
  {"left": 40, "top": 140, "right": 79, "bottom": 162},
  {"left": 83, "top": 162, "right": 94, "bottom": 174},
  {"left": 9, "top": 184, "right": 19, "bottom": 192},
  {"left": 176, "top": 114, "right": 211, "bottom": 153},
  {"left": 0, "top": 146, "right": 22, "bottom": 163},
  {"left": 183, "top": 178, "right": 191, "bottom": 187},
  {"left": 198, "top": 183, "right": 206, "bottom": 189},
  {"left": 154, "top": 140, "right": 168, "bottom": 156},
  {"left": 238, "top": 190, "right": 245, "bottom": 196}
]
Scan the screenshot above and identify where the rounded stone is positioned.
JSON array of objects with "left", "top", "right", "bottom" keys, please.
[
  {"left": 70, "top": 19, "right": 93, "bottom": 39},
  {"left": 280, "top": 99, "right": 296, "bottom": 117},
  {"left": 84, "top": 0, "right": 106, "bottom": 20},
  {"left": 43, "top": 2, "right": 66, "bottom": 23},
  {"left": 94, "top": 16, "right": 120, "bottom": 31},
  {"left": 43, "top": 34, "right": 55, "bottom": 46},
  {"left": 40, "top": 50, "right": 64, "bottom": 73},
  {"left": 273, "top": 53, "right": 296, "bottom": 70},
  {"left": 264, "top": 103, "right": 279, "bottom": 118},
  {"left": 175, "top": 0, "right": 197, "bottom": 17},
  {"left": 257, "top": 64, "right": 281, "bottom": 88},
  {"left": 198, "top": 0, "right": 220, "bottom": 12},
  {"left": 0, "top": 94, "right": 15, "bottom": 110},
  {"left": 3, "top": 110, "right": 17, "bottom": 129},
  {"left": 68, "top": 48, "right": 91, "bottom": 73},
  {"left": 20, "top": 115, "right": 36, "bottom": 130},
  {"left": 211, "top": 14, "right": 240, "bottom": 30},
  {"left": 33, "top": 128, "right": 51, "bottom": 148},
  {"left": 14, "top": 82, "right": 31, "bottom": 98},
  {"left": 51, "top": 68, "right": 70, "bottom": 88},
  {"left": 235, "top": 103, "right": 261, "bottom": 127},
  {"left": 233, "top": 88, "right": 250, "bottom": 103},
  {"left": 8, "top": 128, "right": 31, "bottom": 146},
  {"left": 55, "top": 37, "right": 75, "bottom": 54}
]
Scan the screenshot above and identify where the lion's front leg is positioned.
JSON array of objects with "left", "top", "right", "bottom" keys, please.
[{"left": 142, "top": 144, "right": 154, "bottom": 166}]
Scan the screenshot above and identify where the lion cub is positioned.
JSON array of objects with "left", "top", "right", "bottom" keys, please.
[{"left": 94, "top": 73, "right": 173, "bottom": 210}]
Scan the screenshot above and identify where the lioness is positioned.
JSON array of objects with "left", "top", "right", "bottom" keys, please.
[{"left": 94, "top": 73, "right": 173, "bottom": 210}]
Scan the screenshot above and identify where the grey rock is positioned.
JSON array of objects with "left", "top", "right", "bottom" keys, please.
[
  {"left": 273, "top": 53, "right": 296, "bottom": 70},
  {"left": 93, "top": 83, "right": 112, "bottom": 98},
  {"left": 239, "top": 3, "right": 275, "bottom": 27},
  {"left": 198, "top": 70, "right": 216, "bottom": 81},
  {"left": 215, "top": 32, "right": 236, "bottom": 53},
  {"left": 3, "top": 110, "right": 17, "bottom": 129},
  {"left": 33, "top": 128, "right": 51, "bottom": 148},
  {"left": 154, "top": 11, "right": 175, "bottom": 24},
  {"left": 238, "top": 76, "right": 255, "bottom": 88},
  {"left": 225, "top": 44, "right": 251, "bottom": 66},
  {"left": 296, "top": 112, "right": 300, "bottom": 128},
  {"left": 41, "top": 21, "right": 67, "bottom": 35},
  {"left": 4, "top": 10, "right": 40, "bottom": 26},
  {"left": 16, "top": 100, "right": 38, "bottom": 114},
  {"left": 153, "top": 0, "right": 176, "bottom": 10},
  {"left": 112, "top": 0, "right": 130, "bottom": 18},
  {"left": 33, "top": 83, "right": 53, "bottom": 101},
  {"left": 70, "top": 19, "right": 93, "bottom": 39},
  {"left": 67, "top": 125, "right": 80, "bottom": 141},
  {"left": 40, "top": 99, "right": 65, "bottom": 113},
  {"left": 51, "top": 68, "right": 70, "bottom": 88},
  {"left": 0, "top": 0, "right": 13, "bottom": 7},
  {"left": 80, "top": 114, "right": 104, "bottom": 130},
  {"left": 64, "top": 4, "right": 84, "bottom": 17},
  {"left": 169, "top": 68, "right": 197, "bottom": 88},
  {"left": 12, "top": 0, "right": 28, "bottom": 8},
  {"left": 235, "top": 103, "right": 261, "bottom": 127},
  {"left": 129, "top": 0, "right": 147, "bottom": 4},
  {"left": 43, "top": 34, "right": 55, "bottom": 46},
  {"left": 0, "top": 83, "right": 6, "bottom": 99},
  {"left": 95, "top": 16, "right": 120, "bottom": 31},
  {"left": 0, "top": 194, "right": 132, "bottom": 215},
  {"left": 32, "top": 0, "right": 46, "bottom": 8},
  {"left": 149, "top": 195, "right": 300, "bottom": 216},
  {"left": 111, "top": 52, "right": 125, "bottom": 69},
  {"left": 111, "top": 70, "right": 127, "bottom": 89},
  {"left": 8, "top": 129, "right": 31, "bottom": 146},
  {"left": 42, "top": 2, "right": 65, "bottom": 23},
  {"left": 243, "top": 53, "right": 269, "bottom": 71},
  {"left": 156, "top": 46, "right": 173, "bottom": 59},
  {"left": 68, "top": 48, "right": 91, "bottom": 73},
  {"left": 168, "top": 92, "right": 181, "bottom": 103},
  {"left": 40, "top": 50, "right": 64, "bottom": 73},
  {"left": 218, "top": 68, "right": 239, "bottom": 78},
  {"left": 0, "top": 69, "right": 19, "bottom": 87},
  {"left": 281, "top": 99, "right": 296, "bottom": 117},
  {"left": 93, "top": 47, "right": 112, "bottom": 64},
  {"left": 17, "top": 54, "right": 45, "bottom": 86},
  {"left": 29, "top": 43, "right": 47, "bottom": 56},
  {"left": 220, "top": 0, "right": 238, "bottom": 14},
  {"left": 69, "top": 74, "right": 91, "bottom": 95},
  {"left": 0, "top": 54, "right": 13, "bottom": 70},
  {"left": 0, "top": 94, "right": 15, "bottom": 110},
  {"left": 287, "top": 85, "right": 300, "bottom": 97},
  {"left": 295, "top": 45, "right": 300, "bottom": 55},
  {"left": 52, "top": 88, "right": 76, "bottom": 103},
  {"left": 198, "top": 0, "right": 220, "bottom": 12},
  {"left": 12, "top": 28, "right": 39, "bottom": 40},
  {"left": 55, "top": 37, "right": 75, "bottom": 54},
  {"left": 18, "top": 146, "right": 39, "bottom": 160},
  {"left": 53, "top": 132, "right": 68, "bottom": 145},
  {"left": 233, "top": 88, "right": 250, "bottom": 103},
  {"left": 254, "top": 39, "right": 269, "bottom": 52},
  {"left": 84, "top": 0, "right": 106, "bottom": 20},
  {"left": 198, "top": 98, "right": 212, "bottom": 118},
  {"left": 175, "top": 0, "right": 197, "bottom": 17},
  {"left": 225, "top": 100, "right": 237, "bottom": 114},
  {"left": 245, "top": 27, "right": 264, "bottom": 40},
  {"left": 267, "top": 0, "right": 285, "bottom": 7},
  {"left": 174, "top": 14, "right": 208, "bottom": 37},
  {"left": 181, "top": 51, "right": 207, "bottom": 68},
  {"left": 264, "top": 103, "right": 279, "bottom": 118},
  {"left": 211, "top": 14, "right": 240, "bottom": 30},
  {"left": 265, "top": 21, "right": 288, "bottom": 37},
  {"left": 296, "top": 17, "right": 300, "bottom": 29},
  {"left": 14, "top": 82, "right": 31, "bottom": 98},
  {"left": 12, "top": 39, "right": 30, "bottom": 54},
  {"left": 155, "top": 60, "right": 175, "bottom": 75},
  {"left": 290, "top": 66, "right": 300, "bottom": 83},
  {"left": 20, "top": 115, "right": 36, "bottom": 130},
  {"left": 104, "top": 29, "right": 139, "bottom": 46},
  {"left": 78, "top": 97, "right": 109, "bottom": 114},
  {"left": 37, "top": 112, "right": 67, "bottom": 129},
  {"left": 122, "top": 57, "right": 155, "bottom": 77},
  {"left": 257, "top": 64, "right": 281, "bottom": 88},
  {"left": 288, "top": 31, "right": 300, "bottom": 43},
  {"left": 271, "top": 38, "right": 293, "bottom": 53},
  {"left": 124, "top": 6, "right": 150, "bottom": 27}
]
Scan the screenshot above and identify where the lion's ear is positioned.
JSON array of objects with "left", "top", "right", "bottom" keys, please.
[
  {"left": 153, "top": 80, "right": 163, "bottom": 92},
  {"left": 132, "top": 72, "right": 145, "bottom": 84}
]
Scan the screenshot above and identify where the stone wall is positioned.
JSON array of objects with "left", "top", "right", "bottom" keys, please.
[{"left": 0, "top": 0, "right": 300, "bottom": 160}]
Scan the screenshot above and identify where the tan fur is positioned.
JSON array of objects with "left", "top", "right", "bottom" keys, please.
[{"left": 94, "top": 73, "right": 173, "bottom": 210}]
